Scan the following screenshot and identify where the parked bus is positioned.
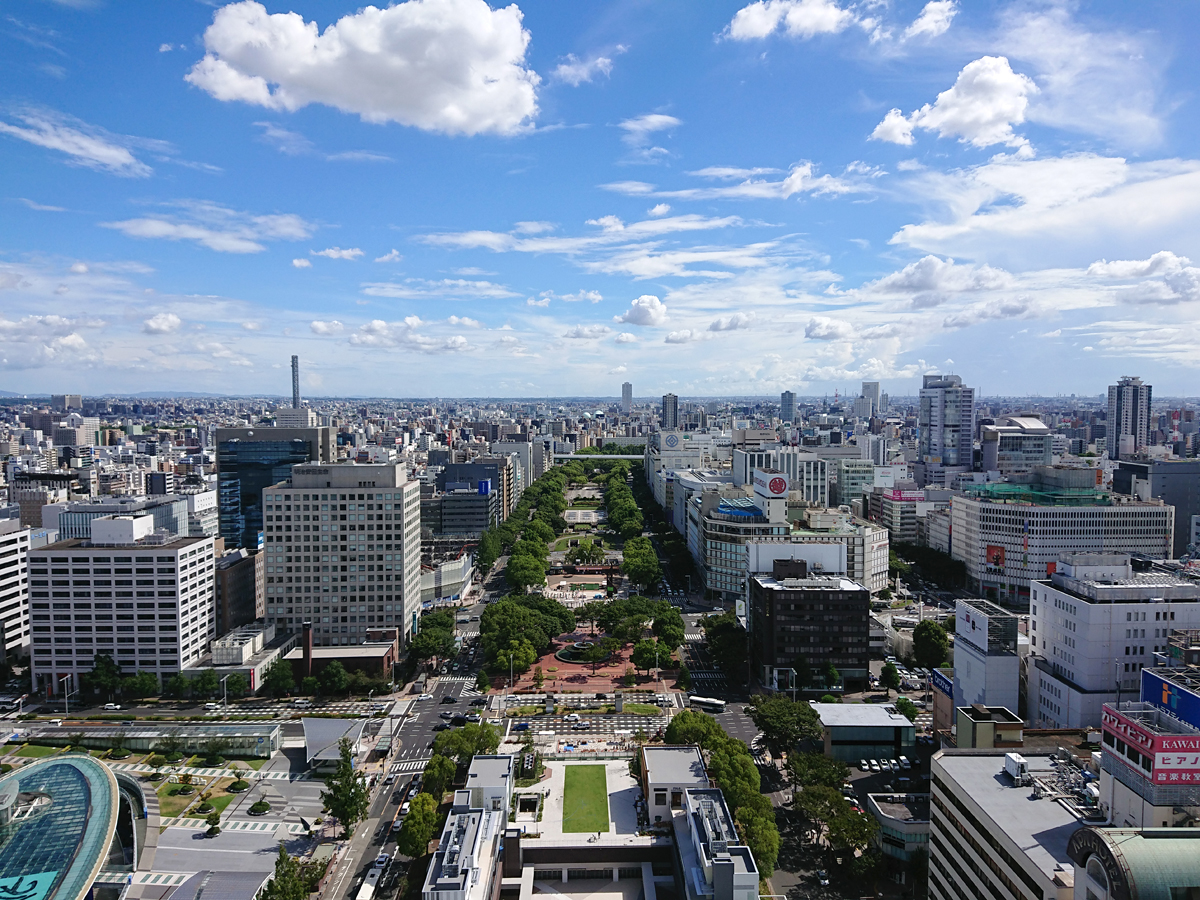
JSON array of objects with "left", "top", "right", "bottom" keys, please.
[{"left": 687, "top": 695, "right": 727, "bottom": 713}]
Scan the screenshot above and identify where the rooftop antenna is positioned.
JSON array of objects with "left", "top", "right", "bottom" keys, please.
[{"left": 291, "top": 355, "right": 301, "bottom": 409}]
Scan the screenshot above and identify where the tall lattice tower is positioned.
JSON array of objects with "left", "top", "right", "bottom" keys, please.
[{"left": 291, "top": 355, "right": 301, "bottom": 408}]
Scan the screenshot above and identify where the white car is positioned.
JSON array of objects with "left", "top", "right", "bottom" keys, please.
[
  {"left": 563, "top": 713, "right": 581, "bottom": 722},
  {"left": 859, "top": 759, "right": 870, "bottom": 771},
  {"left": 417, "top": 693, "right": 434, "bottom": 701},
  {"left": 869, "top": 759, "right": 881, "bottom": 772},
  {"left": 103, "top": 703, "right": 121, "bottom": 711}
]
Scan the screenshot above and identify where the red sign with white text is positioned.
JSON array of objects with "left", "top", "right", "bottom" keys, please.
[{"left": 1102, "top": 708, "right": 1200, "bottom": 783}]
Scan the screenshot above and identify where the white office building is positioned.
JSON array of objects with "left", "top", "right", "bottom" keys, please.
[
  {"left": 1107, "top": 376, "right": 1152, "bottom": 460},
  {"left": 916, "top": 374, "right": 975, "bottom": 488},
  {"left": 29, "top": 515, "right": 218, "bottom": 694},
  {"left": 1027, "top": 552, "right": 1200, "bottom": 729},
  {"left": 0, "top": 519, "right": 31, "bottom": 657},
  {"left": 980, "top": 416, "right": 1053, "bottom": 474},
  {"left": 260, "top": 462, "right": 422, "bottom": 646},
  {"left": 952, "top": 598, "right": 1020, "bottom": 718}
]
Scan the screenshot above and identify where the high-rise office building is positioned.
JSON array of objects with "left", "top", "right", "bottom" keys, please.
[
  {"left": 780, "top": 390, "right": 796, "bottom": 424},
  {"left": 29, "top": 516, "right": 218, "bottom": 694},
  {"left": 662, "top": 393, "right": 679, "bottom": 431},
  {"left": 621, "top": 382, "right": 633, "bottom": 415},
  {"left": 215, "top": 426, "right": 335, "bottom": 550},
  {"left": 1112, "top": 458, "right": 1200, "bottom": 557},
  {"left": 916, "top": 374, "right": 975, "bottom": 487},
  {"left": 861, "top": 381, "right": 881, "bottom": 414},
  {"left": 1107, "top": 375, "right": 1152, "bottom": 460},
  {"left": 260, "top": 462, "right": 422, "bottom": 646}
]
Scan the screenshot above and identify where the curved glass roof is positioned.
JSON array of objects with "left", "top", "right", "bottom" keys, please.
[{"left": 0, "top": 755, "right": 119, "bottom": 900}]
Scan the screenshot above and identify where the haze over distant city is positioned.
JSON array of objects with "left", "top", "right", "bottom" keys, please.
[{"left": 1, "top": 0, "right": 1198, "bottom": 397}]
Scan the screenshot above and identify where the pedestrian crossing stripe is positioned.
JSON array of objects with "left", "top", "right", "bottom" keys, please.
[
  {"left": 440, "top": 675, "right": 475, "bottom": 683},
  {"left": 390, "top": 758, "right": 430, "bottom": 773},
  {"left": 158, "top": 817, "right": 307, "bottom": 833},
  {"left": 685, "top": 633, "right": 703, "bottom": 641}
]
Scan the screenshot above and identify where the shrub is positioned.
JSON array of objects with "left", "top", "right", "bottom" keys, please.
[
  {"left": 228, "top": 779, "right": 251, "bottom": 792},
  {"left": 249, "top": 800, "right": 271, "bottom": 815}
]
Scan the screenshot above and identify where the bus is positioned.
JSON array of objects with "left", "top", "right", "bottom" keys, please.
[
  {"left": 356, "top": 866, "right": 383, "bottom": 900},
  {"left": 687, "top": 695, "right": 727, "bottom": 713}
]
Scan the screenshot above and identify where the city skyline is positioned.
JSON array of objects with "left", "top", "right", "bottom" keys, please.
[{"left": 2, "top": 1, "right": 1199, "bottom": 397}]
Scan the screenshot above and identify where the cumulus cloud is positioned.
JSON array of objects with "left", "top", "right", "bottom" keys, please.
[
  {"left": 943, "top": 298, "right": 1033, "bottom": 329},
  {"left": 709, "top": 311, "right": 756, "bottom": 331},
  {"left": 553, "top": 52, "right": 617, "bottom": 86},
  {"left": 804, "top": 316, "right": 854, "bottom": 340},
  {"left": 102, "top": 201, "right": 314, "bottom": 254},
  {"left": 526, "top": 295, "right": 550, "bottom": 307},
  {"left": 563, "top": 324, "right": 611, "bottom": 339},
  {"left": 648, "top": 203, "right": 671, "bottom": 217},
  {"left": 143, "top": 312, "right": 182, "bottom": 334},
  {"left": 727, "top": 0, "right": 855, "bottom": 40},
  {"left": 614, "top": 295, "right": 668, "bottom": 326},
  {"left": 0, "top": 315, "right": 100, "bottom": 369},
  {"left": 186, "top": 0, "right": 540, "bottom": 136},
  {"left": 561, "top": 290, "right": 602, "bottom": 303},
  {"left": 664, "top": 329, "right": 707, "bottom": 344},
  {"left": 447, "top": 315, "right": 481, "bottom": 327},
  {"left": 69, "top": 263, "right": 88, "bottom": 274},
  {"left": 292, "top": 258, "right": 312, "bottom": 268},
  {"left": 904, "top": 1, "right": 957, "bottom": 40},
  {"left": 860, "top": 255, "right": 1013, "bottom": 308},
  {"left": 349, "top": 316, "right": 471, "bottom": 352},
  {"left": 310, "top": 320, "right": 344, "bottom": 335},
  {"left": 312, "top": 247, "right": 363, "bottom": 260},
  {"left": 614, "top": 332, "right": 637, "bottom": 344},
  {"left": 361, "top": 278, "right": 517, "bottom": 299},
  {"left": 1088, "top": 251, "right": 1200, "bottom": 305},
  {"left": 375, "top": 250, "right": 402, "bottom": 263},
  {"left": 871, "top": 57, "right": 1038, "bottom": 150},
  {"left": 0, "top": 108, "right": 155, "bottom": 177}
]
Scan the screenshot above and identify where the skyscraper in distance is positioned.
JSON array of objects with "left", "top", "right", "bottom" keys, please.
[
  {"left": 861, "top": 381, "right": 881, "bottom": 415},
  {"left": 1107, "top": 375, "right": 1151, "bottom": 460},
  {"left": 780, "top": 390, "right": 796, "bottom": 424},
  {"left": 662, "top": 393, "right": 679, "bottom": 431},
  {"left": 291, "top": 355, "right": 301, "bottom": 409},
  {"left": 622, "top": 381, "right": 633, "bottom": 415},
  {"left": 916, "top": 373, "right": 975, "bottom": 487}
]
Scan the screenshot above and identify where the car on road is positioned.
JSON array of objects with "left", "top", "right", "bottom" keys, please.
[
  {"left": 391, "top": 818, "right": 403, "bottom": 832},
  {"left": 400, "top": 802, "right": 410, "bottom": 816},
  {"left": 293, "top": 699, "right": 314, "bottom": 709},
  {"left": 441, "top": 696, "right": 457, "bottom": 704},
  {"left": 104, "top": 703, "right": 121, "bottom": 711},
  {"left": 385, "top": 773, "right": 396, "bottom": 785},
  {"left": 563, "top": 713, "right": 581, "bottom": 722},
  {"left": 417, "top": 693, "right": 433, "bottom": 701},
  {"left": 433, "top": 723, "right": 451, "bottom": 731},
  {"left": 571, "top": 721, "right": 590, "bottom": 730},
  {"left": 817, "top": 871, "right": 830, "bottom": 887},
  {"left": 373, "top": 853, "right": 391, "bottom": 869},
  {"left": 513, "top": 723, "right": 531, "bottom": 732},
  {"left": 859, "top": 759, "right": 870, "bottom": 771},
  {"left": 439, "top": 711, "right": 455, "bottom": 719},
  {"left": 470, "top": 698, "right": 487, "bottom": 706},
  {"left": 465, "top": 713, "right": 481, "bottom": 722}
]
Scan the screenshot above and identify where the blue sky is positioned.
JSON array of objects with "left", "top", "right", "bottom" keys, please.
[{"left": 2, "top": 0, "right": 1199, "bottom": 398}]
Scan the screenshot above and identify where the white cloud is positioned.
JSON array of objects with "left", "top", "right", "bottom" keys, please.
[
  {"left": 513, "top": 221, "right": 556, "bottom": 234},
  {"left": 254, "top": 121, "right": 393, "bottom": 162},
  {"left": 603, "top": 161, "right": 858, "bottom": 200},
  {"left": 102, "top": 201, "right": 314, "bottom": 254},
  {"left": 143, "top": 312, "right": 182, "bottom": 334},
  {"left": 560, "top": 290, "right": 602, "bottom": 303},
  {"left": 664, "top": 329, "right": 707, "bottom": 344},
  {"left": 727, "top": 0, "right": 855, "bottom": 40},
  {"left": 69, "top": 263, "right": 88, "bottom": 274},
  {"left": 292, "top": 258, "right": 312, "bottom": 268},
  {"left": 360, "top": 278, "right": 517, "bottom": 299},
  {"left": 563, "top": 324, "right": 611, "bottom": 339},
  {"left": 1087, "top": 251, "right": 1200, "bottom": 305},
  {"left": 904, "top": 1, "right": 957, "bottom": 40},
  {"left": 709, "top": 311, "right": 756, "bottom": 331},
  {"left": 447, "top": 315, "right": 481, "bottom": 327},
  {"left": 804, "top": 316, "right": 854, "bottom": 340},
  {"left": 312, "top": 247, "right": 364, "bottom": 260},
  {"left": 310, "top": 320, "right": 344, "bottom": 335},
  {"left": 614, "top": 332, "right": 637, "bottom": 344},
  {"left": 618, "top": 113, "right": 680, "bottom": 162},
  {"left": 553, "top": 53, "right": 615, "bottom": 86},
  {"left": 527, "top": 296, "right": 551, "bottom": 307},
  {"left": 0, "top": 108, "right": 154, "bottom": 177},
  {"left": 871, "top": 56, "right": 1037, "bottom": 150},
  {"left": 860, "top": 255, "right": 1013, "bottom": 307},
  {"left": 614, "top": 295, "right": 668, "bottom": 326},
  {"left": 18, "top": 198, "right": 66, "bottom": 212},
  {"left": 648, "top": 203, "right": 671, "bottom": 217},
  {"left": 186, "top": 0, "right": 539, "bottom": 136},
  {"left": 375, "top": 250, "right": 402, "bottom": 263}
]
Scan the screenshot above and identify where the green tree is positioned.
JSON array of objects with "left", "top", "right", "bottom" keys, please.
[
  {"left": 410, "top": 627, "right": 455, "bottom": 661},
  {"left": 630, "top": 639, "right": 663, "bottom": 676},
  {"left": 301, "top": 676, "right": 320, "bottom": 696},
  {"left": 582, "top": 641, "right": 608, "bottom": 674},
  {"left": 913, "top": 620, "right": 950, "bottom": 671},
  {"left": 575, "top": 600, "right": 607, "bottom": 636},
  {"left": 397, "top": 793, "right": 439, "bottom": 857},
  {"left": 421, "top": 754, "right": 457, "bottom": 800},
  {"left": 85, "top": 653, "right": 124, "bottom": 699},
  {"left": 147, "top": 754, "right": 167, "bottom": 775},
  {"left": 319, "top": 738, "right": 370, "bottom": 837},
  {"left": 192, "top": 668, "right": 220, "bottom": 699},
  {"left": 110, "top": 732, "right": 127, "bottom": 755},
  {"left": 736, "top": 805, "right": 780, "bottom": 876},
  {"left": 475, "top": 670, "right": 491, "bottom": 693},
  {"left": 787, "top": 752, "right": 849, "bottom": 789},
  {"left": 828, "top": 808, "right": 879, "bottom": 855},
  {"left": 157, "top": 730, "right": 183, "bottom": 760},
  {"left": 163, "top": 673, "right": 190, "bottom": 700},
  {"left": 532, "top": 666, "right": 544, "bottom": 690},
  {"left": 205, "top": 810, "right": 221, "bottom": 836},
  {"left": 879, "top": 661, "right": 901, "bottom": 698},
  {"left": 664, "top": 710, "right": 724, "bottom": 748},
  {"left": 700, "top": 611, "right": 748, "bottom": 686},
  {"left": 796, "top": 784, "right": 847, "bottom": 830},
  {"left": 262, "top": 659, "right": 295, "bottom": 698},
  {"left": 505, "top": 554, "right": 546, "bottom": 592},
  {"left": 524, "top": 518, "right": 556, "bottom": 545},
  {"left": 894, "top": 697, "right": 919, "bottom": 722},
  {"left": 792, "top": 655, "right": 812, "bottom": 690},
  {"left": 432, "top": 722, "right": 500, "bottom": 767},
  {"left": 823, "top": 662, "right": 841, "bottom": 689},
  {"left": 497, "top": 639, "right": 537, "bottom": 676},
  {"left": 225, "top": 673, "right": 249, "bottom": 699},
  {"left": 676, "top": 664, "right": 692, "bottom": 691},
  {"left": 261, "top": 844, "right": 308, "bottom": 900},
  {"left": 320, "top": 661, "right": 350, "bottom": 697},
  {"left": 203, "top": 737, "right": 231, "bottom": 766},
  {"left": 746, "top": 694, "right": 822, "bottom": 753},
  {"left": 122, "top": 670, "right": 159, "bottom": 699}
]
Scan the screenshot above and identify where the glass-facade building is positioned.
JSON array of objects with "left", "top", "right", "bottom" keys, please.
[{"left": 217, "top": 438, "right": 315, "bottom": 550}]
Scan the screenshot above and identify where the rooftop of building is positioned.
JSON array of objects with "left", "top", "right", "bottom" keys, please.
[
  {"left": 753, "top": 574, "right": 867, "bottom": 593},
  {"left": 1143, "top": 664, "right": 1200, "bottom": 694},
  {"left": 810, "top": 702, "right": 913, "bottom": 728},
  {"left": 301, "top": 717, "right": 366, "bottom": 763},
  {"left": 867, "top": 792, "right": 930, "bottom": 823},
  {"left": 1104, "top": 701, "right": 1200, "bottom": 739},
  {"left": 284, "top": 643, "right": 393, "bottom": 661},
  {"left": 466, "top": 755, "right": 513, "bottom": 788},
  {"left": 641, "top": 745, "right": 708, "bottom": 787},
  {"left": 933, "top": 751, "right": 1089, "bottom": 884},
  {"left": 958, "top": 597, "right": 1015, "bottom": 618},
  {"left": 957, "top": 705, "right": 1024, "bottom": 725},
  {"left": 0, "top": 755, "right": 120, "bottom": 900},
  {"left": 167, "top": 870, "right": 273, "bottom": 900},
  {"left": 32, "top": 534, "right": 211, "bottom": 552},
  {"left": 1067, "top": 827, "right": 1200, "bottom": 900}
]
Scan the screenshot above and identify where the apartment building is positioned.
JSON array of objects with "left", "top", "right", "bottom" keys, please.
[
  {"left": 260, "top": 462, "right": 422, "bottom": 647},
  {"left": 0, "top": 519, "right": 30, "bottom": 658},
  {"left": 29, "top": 515, "right": 217, "bottom": 694}
]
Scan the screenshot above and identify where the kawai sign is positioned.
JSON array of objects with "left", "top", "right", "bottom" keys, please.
[{"left": 753, "top": 471, "right": 789, "bottom": 498}]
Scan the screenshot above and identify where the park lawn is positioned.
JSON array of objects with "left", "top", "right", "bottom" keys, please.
[
  {"left": 230, "top": 758, "right": 266, "bottom": 771},
  {"left": 561, "top": 765, "right": 609, "bottom": 833},
  {"left": 15, "top": 744, "right": 60, "bottom": 758},
  {"left": 157, "top": 781, "right": 202, "bottom": 818},
  {"left": 622, "top": 704, "right": 663, "bottom": 716},
  {"left": 183, "top": 779, "right": 240, "bottom": 817}
]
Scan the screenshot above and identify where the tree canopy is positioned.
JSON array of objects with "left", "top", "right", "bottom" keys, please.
[
  {"left": 432, "top": 722, "right": 500, "bottom": 767},
  {"left": 319, "top": 738, "right": 370, "bottom": 837},
  {"left": 746, "top": 694, "right": 822, "bottom": 753},
  {"left": 913, "top": 619, "right": 950, "bottom": 671},
  {"left": 397, "top": 793, "right": 439, "bottom": 858},
  {"left": 421, "top": 754, "right": 457, "bottom": 801},
  {"left": 700, "top": 610, "right": 748, "bottom": 685},
  {"left": 879, "top": 661, "right": 901, "bottom": 697},
  {"left": 261, "top": 844, "right": 307, "bottom": 900}
]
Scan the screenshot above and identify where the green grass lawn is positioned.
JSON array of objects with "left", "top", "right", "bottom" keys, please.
[
  {"left": 561, "top": 765, "right": 609, "bottom": 833},
  {"left": 231, "top": 758, "right": 267, "bottom": 771},
  {"left": 15, "top": 744, "right": 60, "bottom": 758},
  {"left": 183, "top": 792, "right": 238, "bottom": 817},
  {"left": 157, "top": 782, "right": 201, "bottom": 818},
  {"left": 622, "top": 703, "right": 663, "bottom": 716}
]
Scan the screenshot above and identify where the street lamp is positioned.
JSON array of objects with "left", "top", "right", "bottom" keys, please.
[
  {"left": 220, "top": 674, "right": 230, "bottom": 710},
  {"left": 59, "top": 674, "right": 72, "bottom": 717}
]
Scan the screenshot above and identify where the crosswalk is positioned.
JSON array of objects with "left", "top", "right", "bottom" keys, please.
[
  {"left": 158, "top": 816, "right": 308, "bottom": 833},
  {"left": 509, "top": 715, "right": 667, "bottom": 735},
  {"left": 685, "top": 632, "right": 704, "bottom": 642},
  {"left": 439, "top": 675, "right": 483, "bottom": 698},
  {"left": 106, "top": 761, "right": 299, "bottom": 780},
  {"left": 390, "top": 757, "right": 430, "bottom": 774},
  {"left": 689, "top": 669, "right": 728, "bottom": 691}
]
